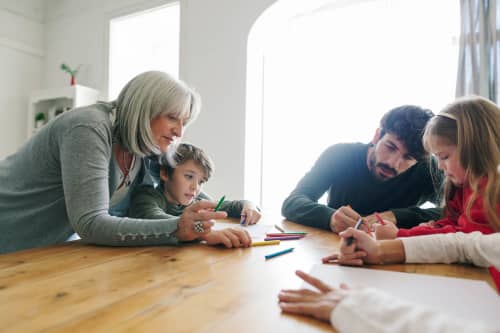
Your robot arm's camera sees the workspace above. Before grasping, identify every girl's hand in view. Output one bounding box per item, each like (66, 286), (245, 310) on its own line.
(374, 222), (399, 240)
(418, 220), (437, 228)
(322, 227), (382, 266)
(240, 201), (261, 226)
(175, 200), (227, 241)
(200, 228), (252, 248)
(278, 270), (352, 322)
(363, 211), (397, 229)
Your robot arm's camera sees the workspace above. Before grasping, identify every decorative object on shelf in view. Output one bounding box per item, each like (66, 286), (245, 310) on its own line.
(60, 63), (81, 86)
(35, 112), (46, 129)
(28, 85), (100, 138)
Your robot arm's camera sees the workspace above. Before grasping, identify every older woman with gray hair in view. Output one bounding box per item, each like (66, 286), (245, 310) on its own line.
(0, 71), (225, 254)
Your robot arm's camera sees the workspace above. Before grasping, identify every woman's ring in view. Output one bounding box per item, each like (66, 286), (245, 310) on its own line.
(193, 221), (204, 233)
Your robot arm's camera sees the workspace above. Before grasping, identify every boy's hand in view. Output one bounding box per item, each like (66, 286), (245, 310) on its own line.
(240, 201), (261, 226)
(200, 228), (252, 248)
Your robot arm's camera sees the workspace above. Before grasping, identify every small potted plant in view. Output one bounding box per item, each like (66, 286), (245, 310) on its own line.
(60, 63), (81, 86)
(35, 112), (46, 129)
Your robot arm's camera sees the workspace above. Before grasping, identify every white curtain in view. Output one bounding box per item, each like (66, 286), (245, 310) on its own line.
(456, 0), (499, 102)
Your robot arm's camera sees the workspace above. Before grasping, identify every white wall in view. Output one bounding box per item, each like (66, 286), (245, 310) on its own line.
(42, 0), (277, 200)
(0, 0), (44, 158)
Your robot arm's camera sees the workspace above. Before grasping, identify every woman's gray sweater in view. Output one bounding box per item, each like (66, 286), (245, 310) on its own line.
(0, 103), (179, 253)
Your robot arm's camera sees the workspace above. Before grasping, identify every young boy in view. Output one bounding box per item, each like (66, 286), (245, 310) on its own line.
(129, 143), (261, 247)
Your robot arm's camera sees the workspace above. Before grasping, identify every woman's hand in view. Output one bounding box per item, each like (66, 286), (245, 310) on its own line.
(240, 201), (262, 226)
(175, 200), (227, 241)
(200, 228), (252, 248)
(278, 270), (352, 322)
(322, 227), (382, 266)
(373, 222), (399, 240)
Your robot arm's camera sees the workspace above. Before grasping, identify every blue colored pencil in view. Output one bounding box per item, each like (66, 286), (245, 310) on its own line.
(265, 247), (294, 260)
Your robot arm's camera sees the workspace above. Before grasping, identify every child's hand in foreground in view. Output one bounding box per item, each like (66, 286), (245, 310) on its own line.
(240, 201), (261, 226)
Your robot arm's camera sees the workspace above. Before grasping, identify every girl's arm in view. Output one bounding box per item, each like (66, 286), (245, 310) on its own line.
(331, 229), (500, 269)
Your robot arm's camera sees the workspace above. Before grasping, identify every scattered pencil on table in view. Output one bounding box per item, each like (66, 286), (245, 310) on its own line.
(214, 195), (225, 212)
(264, 235), (302, 241)
(266, 232), (307, 237)
(346, 218), (364, 246)
(374, 212), (386, 225)
(265, 247), (294, 260)
(252, 240), (280, 247)
(274, 224), (285, 232)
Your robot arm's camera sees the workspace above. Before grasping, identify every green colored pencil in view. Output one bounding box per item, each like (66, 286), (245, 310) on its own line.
(214, 195), (225, 211)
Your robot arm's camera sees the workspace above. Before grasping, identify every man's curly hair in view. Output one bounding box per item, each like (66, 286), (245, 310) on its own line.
(379, 105), (434, 161)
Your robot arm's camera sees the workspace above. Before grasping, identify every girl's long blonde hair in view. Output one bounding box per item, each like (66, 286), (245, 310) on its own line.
(423, 96), (500, 230)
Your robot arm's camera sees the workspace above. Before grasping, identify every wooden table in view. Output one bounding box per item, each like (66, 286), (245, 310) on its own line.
(0, 219), (493, 333)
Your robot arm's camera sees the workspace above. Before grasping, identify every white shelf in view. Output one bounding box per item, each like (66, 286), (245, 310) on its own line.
(28, 85), (100, 138)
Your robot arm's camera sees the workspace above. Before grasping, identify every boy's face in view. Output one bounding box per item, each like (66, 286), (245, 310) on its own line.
(161, 160), (208, 206)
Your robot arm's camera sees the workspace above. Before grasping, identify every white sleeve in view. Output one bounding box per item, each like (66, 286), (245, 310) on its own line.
(330, 288), (499, 333)
(402, 232), (500, 269)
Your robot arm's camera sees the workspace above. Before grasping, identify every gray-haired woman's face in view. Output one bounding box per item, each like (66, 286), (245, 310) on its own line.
(150, 113), (188, 153)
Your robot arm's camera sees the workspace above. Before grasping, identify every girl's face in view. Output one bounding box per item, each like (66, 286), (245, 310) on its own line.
(428, 135), (466, 186)
(161, 160), (207, 206)
(150, 113), (188, 153)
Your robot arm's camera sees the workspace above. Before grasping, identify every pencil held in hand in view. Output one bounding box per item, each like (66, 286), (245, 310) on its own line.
(345, 218), (364, 246)
(214, 195), (225, 212)
(374, 212), (386, 225)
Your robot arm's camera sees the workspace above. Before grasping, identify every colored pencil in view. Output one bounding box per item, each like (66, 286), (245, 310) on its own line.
(265, 247), (294, 260)
(252, 240), (280, 247)
(346, 218), (363, 246)
(374, 212), (386, 225)
(266, 233), (306, 237)
(274, 224), (285, 232)
(264, 236), (302, 241)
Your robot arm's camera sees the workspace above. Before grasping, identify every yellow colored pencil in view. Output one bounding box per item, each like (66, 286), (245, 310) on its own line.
(252, 240), (281, 247)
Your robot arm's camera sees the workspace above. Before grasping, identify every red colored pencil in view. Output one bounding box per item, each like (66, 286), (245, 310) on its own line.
(374, 212), (386, 225)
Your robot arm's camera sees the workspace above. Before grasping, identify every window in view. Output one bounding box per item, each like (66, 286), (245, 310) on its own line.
(246, 0), (459, 218)
(108, 3), (180, 100)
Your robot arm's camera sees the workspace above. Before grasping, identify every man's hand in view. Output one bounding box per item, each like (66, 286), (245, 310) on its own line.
(330, 205), (362, 233)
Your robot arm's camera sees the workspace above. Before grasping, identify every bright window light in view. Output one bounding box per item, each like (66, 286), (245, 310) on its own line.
(108, 3), (180, 100)
(247, 0), (459, 218)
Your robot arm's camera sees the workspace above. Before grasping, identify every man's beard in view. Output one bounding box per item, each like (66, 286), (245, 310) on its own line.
(368, 153), (397, 182)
